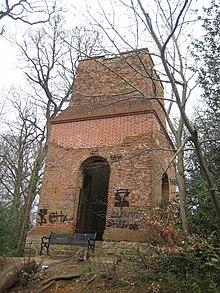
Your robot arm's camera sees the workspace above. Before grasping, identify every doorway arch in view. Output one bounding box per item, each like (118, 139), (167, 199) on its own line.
(161, 172), (169, 206)
(76, 156), (110, 240)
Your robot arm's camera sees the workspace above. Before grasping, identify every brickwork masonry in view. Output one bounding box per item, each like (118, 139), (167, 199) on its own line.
(29, 50), (176, 247)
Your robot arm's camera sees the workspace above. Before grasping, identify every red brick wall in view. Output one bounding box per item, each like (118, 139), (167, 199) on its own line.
(51, 113), (153, 149)
(71, 51), (163, 106)
(69, 50), (166, 128)
(31, 50), (176, 243)
(33, 112), (175, 242)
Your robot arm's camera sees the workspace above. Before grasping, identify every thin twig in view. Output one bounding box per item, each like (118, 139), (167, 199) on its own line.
(82, 274), (97, 289)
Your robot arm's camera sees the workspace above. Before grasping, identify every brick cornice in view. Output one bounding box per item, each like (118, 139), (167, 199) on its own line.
(51, 109), (175, 149)
(51, 109), (152, 124)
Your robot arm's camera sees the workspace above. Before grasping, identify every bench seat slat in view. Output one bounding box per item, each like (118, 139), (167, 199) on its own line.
(49, 241), (88, 246)
(40, 232), (97, 255)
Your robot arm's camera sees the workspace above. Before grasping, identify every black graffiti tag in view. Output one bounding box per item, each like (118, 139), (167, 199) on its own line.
(49, 210), (68, 223)
(107, 219), (138, 230)
(38, 208), (48, 225)
(38, 209), (69, 224)
(111, 210), (139, 218)
(115, 189), (130, 207)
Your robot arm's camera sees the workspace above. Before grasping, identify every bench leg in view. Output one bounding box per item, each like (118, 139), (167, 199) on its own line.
(40, 244), (49, 255)
(88, 239), (96, 252)
(88, 242), (95, 252)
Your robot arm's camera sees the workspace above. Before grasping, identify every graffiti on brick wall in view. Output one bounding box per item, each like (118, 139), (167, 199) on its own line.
(110, 154), (122, 162)
(114, 189), (130, 207)
(49, 211), (68, 223)
(38, 209), (69, 225)
(107, 219), (139, 230)
(107, 208), (140, 230)
(111, 210), (139, 219)
(90, 149), (99, 156)
(38, 208), (47, 224)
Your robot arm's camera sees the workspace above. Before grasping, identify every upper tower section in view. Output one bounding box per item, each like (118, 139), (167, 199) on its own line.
(52, 49), (165, 127)
(71, 49), (163, 106)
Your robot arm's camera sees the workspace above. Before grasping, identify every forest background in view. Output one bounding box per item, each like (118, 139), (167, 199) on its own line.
(0, 1), (219, 291)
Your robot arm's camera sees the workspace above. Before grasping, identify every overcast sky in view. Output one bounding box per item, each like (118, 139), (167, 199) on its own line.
(0, 0), (211, 111)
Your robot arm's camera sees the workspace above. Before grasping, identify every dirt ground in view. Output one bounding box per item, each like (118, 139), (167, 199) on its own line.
(1, 250), (158, 293)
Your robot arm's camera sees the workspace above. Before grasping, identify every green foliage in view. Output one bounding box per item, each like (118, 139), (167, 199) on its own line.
(193, 0), (220, 111)
(137, 238), (220, 293)
(192, 0), (220, 143)
(161, 256), (219, 292)
(186, 170), (220, 237)
(0, 204), (19, 256)
(81, 264), (94, 273)
(187, 0), (220, 237)
(185, 136), (220, 236)
(161, 237), (220, 292)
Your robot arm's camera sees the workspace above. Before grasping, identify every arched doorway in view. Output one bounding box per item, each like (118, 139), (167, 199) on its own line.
(161, 172), (169, 206)
(76, 156), (110, 240)
(160, 172), (170, 221)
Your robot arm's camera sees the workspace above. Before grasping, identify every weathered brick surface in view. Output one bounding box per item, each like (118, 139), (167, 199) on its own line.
(70, 51), (163, 106)
(51, 113), (153, 149)
(30, 49), (176, 244)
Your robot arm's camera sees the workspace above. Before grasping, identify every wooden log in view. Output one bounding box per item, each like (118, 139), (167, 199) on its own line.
(0, 260), (38, 292)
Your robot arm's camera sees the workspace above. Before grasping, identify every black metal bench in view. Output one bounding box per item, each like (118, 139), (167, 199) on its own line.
(40, 232), (97, 255)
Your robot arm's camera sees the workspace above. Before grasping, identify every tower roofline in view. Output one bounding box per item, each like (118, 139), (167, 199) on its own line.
(81, 47), (150, 62)
(78, 48), (163, 90)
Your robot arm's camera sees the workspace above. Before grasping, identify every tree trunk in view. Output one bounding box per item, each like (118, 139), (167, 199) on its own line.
(17, 146), (47, 255)
(177, 146), (189, 234)
(0, 260), (38, 292)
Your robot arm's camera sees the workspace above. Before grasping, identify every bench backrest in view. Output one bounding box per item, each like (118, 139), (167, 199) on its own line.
(49, 233), (96, 245)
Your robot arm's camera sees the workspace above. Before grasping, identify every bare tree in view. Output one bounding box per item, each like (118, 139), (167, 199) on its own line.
(3, 16), (102, 253)
(137, 0), (220, 220)
(0, 0), (56, 24)
(0, 98), (43, 254)
(79, 0), (191, 233)
(80, 0), (220, 230)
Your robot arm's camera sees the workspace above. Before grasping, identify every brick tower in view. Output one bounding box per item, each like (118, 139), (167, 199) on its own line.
(33, 49), (176, 243)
